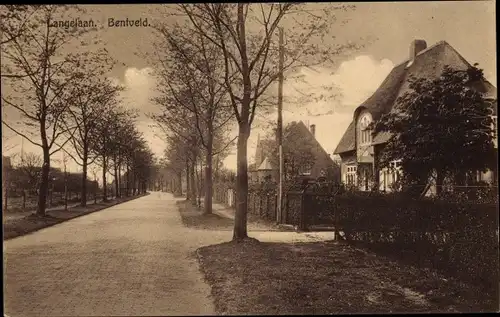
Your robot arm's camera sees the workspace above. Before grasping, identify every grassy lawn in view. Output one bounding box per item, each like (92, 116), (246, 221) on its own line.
(198, 240), (498, 314)
(3, 193), (150, 240)
(177, 200), (283, 232)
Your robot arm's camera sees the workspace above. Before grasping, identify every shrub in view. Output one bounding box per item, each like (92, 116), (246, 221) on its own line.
(333, 193), (499, 291)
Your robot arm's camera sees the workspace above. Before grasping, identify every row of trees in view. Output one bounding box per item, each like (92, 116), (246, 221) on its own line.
(1, 5), (156, 215)
(150, 3), (359, 240)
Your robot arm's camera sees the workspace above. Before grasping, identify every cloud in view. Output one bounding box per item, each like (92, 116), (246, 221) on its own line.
(111, 67), (165, 159)
(284, 55), (394, 115)
(119, 67), (157, 113)
(332, 55), (394, 109)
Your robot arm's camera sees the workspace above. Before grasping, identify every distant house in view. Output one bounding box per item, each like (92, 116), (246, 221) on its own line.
(334, 39), (497, 193)
(250, 121), (337, 183)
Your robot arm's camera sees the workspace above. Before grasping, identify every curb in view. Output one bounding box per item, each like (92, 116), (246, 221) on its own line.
(3, 193), (150, 241)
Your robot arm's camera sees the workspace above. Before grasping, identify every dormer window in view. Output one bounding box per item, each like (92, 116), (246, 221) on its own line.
(359, 113), (372, 145)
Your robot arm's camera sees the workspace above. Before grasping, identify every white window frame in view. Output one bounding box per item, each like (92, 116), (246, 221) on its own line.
(359, 115), (372, 145)
(299, 162), (312, 176)
(346, 165), (357, 186)
(382, 168), (387, 191)
(388, 160), (402, 184)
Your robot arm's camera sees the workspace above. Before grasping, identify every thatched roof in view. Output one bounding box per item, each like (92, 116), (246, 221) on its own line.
(333, 121), (356, 154)
(334, 40), (497, 155)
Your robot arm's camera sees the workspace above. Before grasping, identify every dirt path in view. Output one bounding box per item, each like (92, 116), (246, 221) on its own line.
(4, 192), (229, 316)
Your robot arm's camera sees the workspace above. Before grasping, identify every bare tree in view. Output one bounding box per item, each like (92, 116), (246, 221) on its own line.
(62, 74), (121, 207)
(150, 22), (236, 213)
(0, 5), (36, 79)
(176, 3), (360, 240)
(91, 106), (130, 202)
(1, 5), (99, 216)
(15, 152), (43, 194)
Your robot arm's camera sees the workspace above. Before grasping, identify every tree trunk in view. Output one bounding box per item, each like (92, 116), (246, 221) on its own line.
(186, 159), (191, 200)
(233, 126), (250, 240)
(126, 164), (130, 197)
(233, 4), (252, 241)
(37, 148), (50, 216)
(118, 163), (122, 197)
(204, 137), (213, 214)
(190, 155), (197, 206)
(178, 171), (183, 195)
(81, 151), (88, 207)
(131, 168), (136, 196)
(64, 169), (68, 211)
(196, 158), (202, 208)
(115, 167), (119, 198)
(102, 155), (108, 202)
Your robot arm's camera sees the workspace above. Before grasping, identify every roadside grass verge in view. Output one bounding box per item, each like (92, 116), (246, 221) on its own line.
(197, 240), (497, 315)
(176, 200), (282, 232)
(3, 193), (150, 240)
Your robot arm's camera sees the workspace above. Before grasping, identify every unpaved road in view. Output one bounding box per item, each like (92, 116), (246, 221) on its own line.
(3, 192), (229, 317)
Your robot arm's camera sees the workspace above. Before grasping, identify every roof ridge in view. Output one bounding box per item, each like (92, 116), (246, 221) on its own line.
(393, 40), (448, 68)
(297, 122), (334, 163)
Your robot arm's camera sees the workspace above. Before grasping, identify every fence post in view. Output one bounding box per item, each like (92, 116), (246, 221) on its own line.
(22, 190), (26, 211)
(275, 193), (278, 223)
(284, 193), (289, 224)
(259, 194), (263, 217)
(253, 193), (257, 215)
(266, 193), (270, 220)
(298, 190), (309, 232)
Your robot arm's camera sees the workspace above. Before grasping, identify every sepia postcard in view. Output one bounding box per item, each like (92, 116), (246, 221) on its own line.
(1, 2), (498, 316)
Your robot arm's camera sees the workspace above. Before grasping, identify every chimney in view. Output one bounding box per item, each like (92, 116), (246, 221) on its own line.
(310, 124), (316, 138)
(409, 39), (427, 61)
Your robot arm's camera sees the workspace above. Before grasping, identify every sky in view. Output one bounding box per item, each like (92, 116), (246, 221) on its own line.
(1, 1), (496, 178)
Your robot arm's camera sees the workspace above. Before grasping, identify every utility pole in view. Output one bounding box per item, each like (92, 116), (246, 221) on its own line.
(63, 152), (68, 211)
(21, 137), (26, 211)
(21, 137), (24, 163)
(277, 27), (284, 224)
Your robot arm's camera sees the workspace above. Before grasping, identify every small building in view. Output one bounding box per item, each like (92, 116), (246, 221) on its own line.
(250, 121), (337, 183)
(256, 157), (273, 182)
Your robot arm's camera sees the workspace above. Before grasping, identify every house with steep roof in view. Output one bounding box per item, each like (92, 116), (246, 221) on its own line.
(250, 121), (338, 183)
(333, 39), (497, 192)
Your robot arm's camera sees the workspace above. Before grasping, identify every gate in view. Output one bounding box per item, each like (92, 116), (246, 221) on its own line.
(282, 182), (342, 231)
